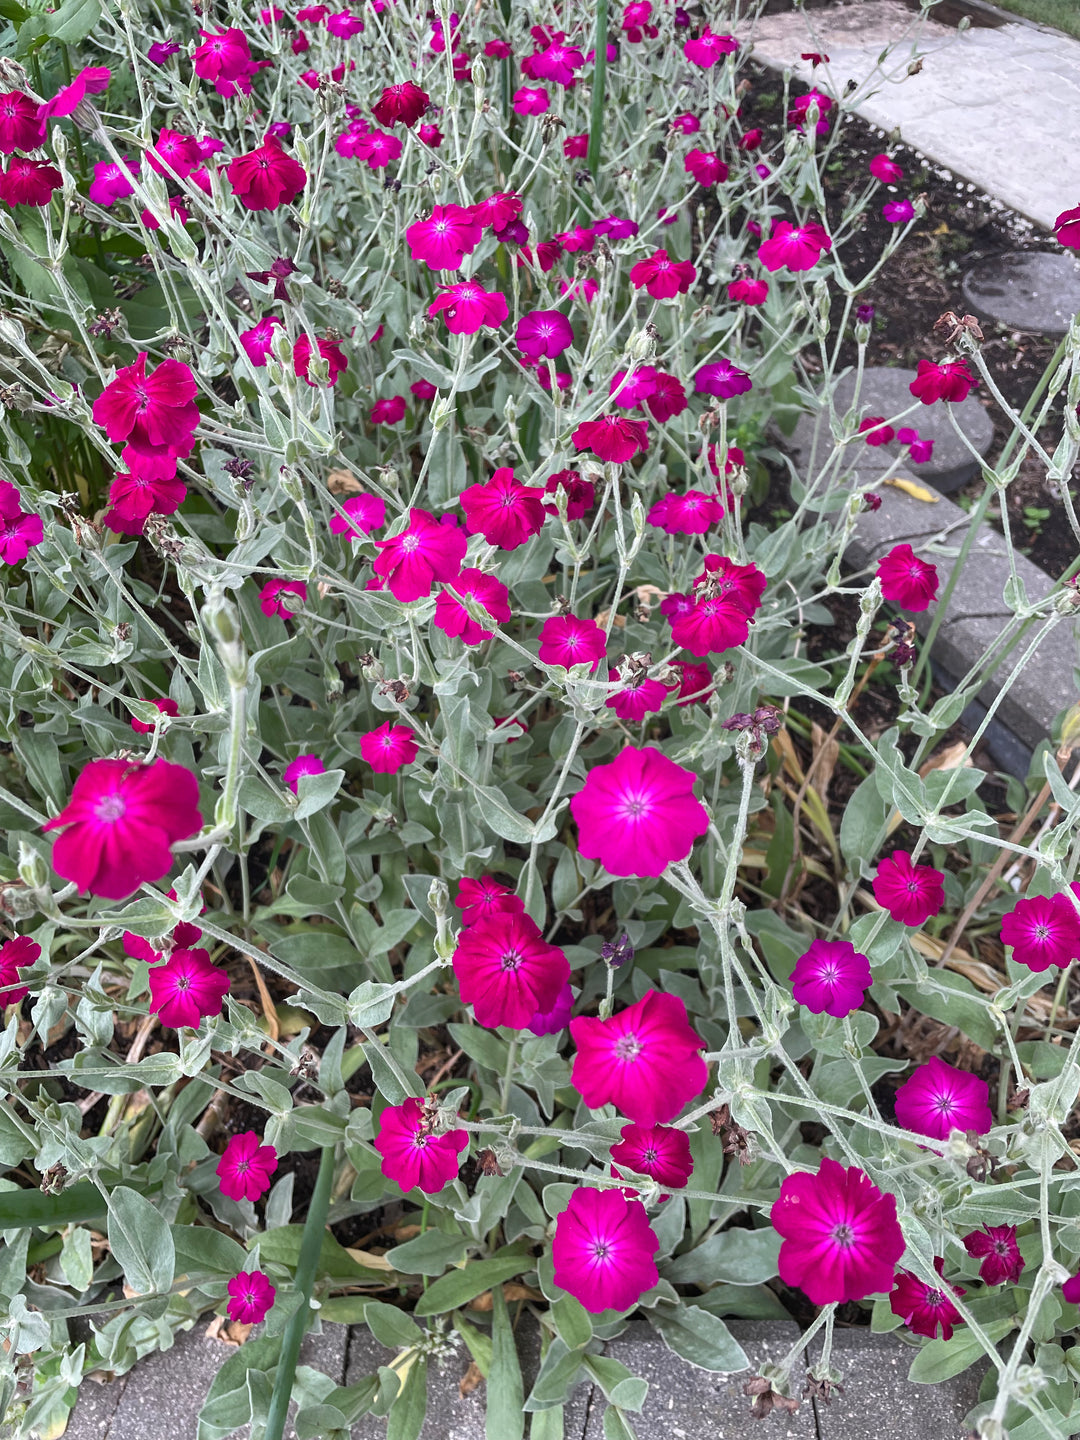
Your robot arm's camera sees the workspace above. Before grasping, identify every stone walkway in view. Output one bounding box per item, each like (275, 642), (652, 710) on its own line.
(741, 0), (1080, 231)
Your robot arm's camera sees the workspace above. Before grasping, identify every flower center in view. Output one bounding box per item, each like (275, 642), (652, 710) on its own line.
(925, 1287), (946, 1308)
(643, 1148), (658, 1163)
(830, 1222), (855, 1248)
(614, 1032), (642, 1062)
(401, 533), (421, 551)
(94, 794), (127, 823)
(591, 1240), (610, 1261)
(1035, 924), (1050, 940)
(175, 975), (191, 992)
(500, 948), (522, 972)
(236, 1158), (251, 1173)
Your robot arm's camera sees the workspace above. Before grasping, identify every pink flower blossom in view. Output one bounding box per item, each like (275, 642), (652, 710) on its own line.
(407, 203), (482, 271)
(685, 149), (728, 186)
(859, 416), (895, 446)
(0, 935), (39, 1006)
(104, 470), (187, 535)
(227, 140), (307, 211)
(434, 568), (511, 645)
(453, 910), (570, 1029)
(360, 722), (418, 773)
(670, 596), (751, 657)
(260, 579), (307, 619)
(149, 948), (230, 1029)
(790, 939), (871, 1018)
(148, 40), (182, 64)
(528, 981), (574, 1036)
(962, 1226), (1024, 1287)
(44, 758), (201, 900)
(516, 309), (574, 360)
(411, 378), (438, 401)
(372, 81), (429, 127)
(572, 747), (709, 879)
(647, 490), (723, 535)
(38, 65), (109, 125)
(375, 1097), (468, 1193)
(327, 9), (364, 36)
(629, 249), (696, 299)
(538, 614), (606, 670)
(370, 396), (406, 426)
(738, 127), (762, 150)
(330, 493), (386, 541)
(605, 669), (669, 723)
(642, 371), (687, 422)
(684, 28), (737, 68)
(910, 358), (976, 404)
(552, 1187), (659, 1313)
(373, 508), (467, 601)
(1064, 1272), (1080, 1304)
(787, 89), (833, 134)
(543, 471), (594, 519)
(1001, 892), (1080, 972)
(419, 122), (443, 148)
(88, 157), (140, 206)
(773, 1157), (904, 1305)
(610, 1123), (693, 1191)
(131, 698), (179, 734)
(428, 281), (508, 334)
(0, 482), (43, 564)
(294, 333), (348, 386)
(227, 1270), (276, 1323)
(572, 415), (649, 463)
(239, 318), (281, 368)
(672, 112), (700, 134)
(564, 132), (588, 159)
(694, 359), (752, 399)
(757, 221), (832, 273)
(876, 543), (939, 611)
(217, 1131), (278, 1201)
(728, 276), (768, 305)
(283, 754), (326, 793)
(890, 1259), (964, 1341)
(872, 851), (945, 926)
(883, 199), (915, 224)
(460, 468), (545, 550)
(455, 876), (523, 925)
(193, 28), (252, 84)
(529, 41), (583, 86)
(609, 367), (658, 410)
(894, 1055), (992, 1141)
(898, 427), (934, 463)
(471, 191), (522, 231)
(676, 661), (712, 706)
(0, 158), (61, 207)
(484, 38), (512, 59)
(0, 91), (42, 152)
(353, 129), (402, 168)
(1054, 206), (1080, 250)
(92, 352), (199, 473)
(870, 153), (903, 183)
(148, 128), (201, 179)
(571, 989), (707, 1124)
(513, 86), (550, 115)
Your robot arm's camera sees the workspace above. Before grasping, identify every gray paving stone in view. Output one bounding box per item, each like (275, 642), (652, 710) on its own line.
(790, 366), (995, 494)
(961, 251), (1080, 336)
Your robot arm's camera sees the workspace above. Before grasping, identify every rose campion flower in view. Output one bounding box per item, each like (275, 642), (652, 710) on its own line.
(434, 569), (511, 645)
(694, 359), (752, 399)
(571, 989), (708, 1124)
(538, 614), (607, 671)
(876, 543), (939, 611)
(411, 378), (438, 401)
(460, 468), (545, 550)
(891, 1260), (964, 1341)
(260, 579), (307, 619)
(0, 91), (42, 153)
(572, 416), (649, 464)
(528, 980), (574, 1036)
(610, 1123), (693, 1191)
(684, 28), (737, 68)
(217, 1131), (278, 1201)
(0, 935), (40, 1006)
(757, 221), (832, 273)
(963, 1225), (1024, 1287)
(869, 153), (903, 183)
(360, 721), (418, 773)
(370, 396), (406, 426)
(148, 40), (182, 64)
(38, 64), (109, 125)
(193, 28), (252, 84)
(894, 1055), (993, 1141)
(330, 493), (386, 541)
(859, 416), (895, 446)
(227, 139), (307, 211)
(910, 358), (976, 404)
(1054, 206), (1080, 250)
(428, 281), (508, 335)
(1000, 892), (1080, 972)
(684, 149), (728, 187)
(88, 157), (140, 206)
(605, 668), (669, 723)
(790, 939), (872, 1018)
(676, 660), (712, 706)
(148, 948), (230, 1028)
(898, 427), (934, 463)
(670, 595), (751, 657)
(407, 203), (482, 271)
(543, 471), (594, 519)
(371, 81), (429, 127)
(0, 157), (61, 207)
(772, 1157), (905, 1305)
(375, 1096), (468, 1193)
(872, 851), (945, 926)
(131, 697), (179, 734)
(0, 482), (43, 564)
(1064, 1272), (1080, 1305)
(453, 909), (570, 1029)
(104, 471), (187, 535)
(227, 1270), (276, 1324)
(728, 276), (768, 305)
(552, 1187), (659, 1313)
(455, 875), (524, 925)
(418, 122), (443, 147)
(572, 747), (708, 878)
(647, 490), (724, 536)
(787, 89), (833, 134)
(327, 9), (364, 37)
(147, 128), (201, 179)
(609, 367), (659, 411)
(353, 130), (402, 169)
(282, 754), (326, 794)
(516, 309), (574, 361)
(293, 333), (347, 387)
(564, 132), (588, 159)
(530, 40), (584, 87)
(629, 249), (696, 300)
(883, 199), (915, 224)
(470, 191), (522, 231)
(44, 758), (201, 900)
(513, 86), (550, 115)
(373, 508), (467, 602)
(672, 112), (700, 134)
(92, 351), (199, 472)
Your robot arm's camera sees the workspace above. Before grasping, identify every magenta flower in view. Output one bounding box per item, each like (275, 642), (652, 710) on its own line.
(872, 851), (945, 926)
(609, 368), (659, 410)
(88, 157), (139, 206)
(891, 1259), (964, 1341)
(227, 1270), (276, 1324)
(528, 981), (574, 1037)
(193, 28), (252, 84)
(684, 28), (737, 68)
(239, 317), (280, 368)
(670, 596), (751, 657)
(787, 89), (833, 134)
(513, 86), (550, 115)
(0, 482), (43, 564)
(44, 758), (201, 900)
(543, 470), (594, 519)
(327, 9), (364, 37)
(1064, 1272), (1080, 1304)
(1001, 892), (1080, 972)
(883, 199), (915, 224)
(516, 309), (574, 361)
(552, 1187), (659, 1313)
(354, 130), (403, 169)
(0, 91), (42, 153)
(104, 470), (186, 535)
(330, 493), (386, 541)
(283, 754), (326, 794)
(538, 614), (607, 670)
(910, 358), (976, 404)
(572, 416), (649, 464)
(644, 371), (688, 423)
(859, 416), (895, 447)
(453, 910), (569, 1029)
(370, 396), (406, 426)
(605, 669), (669, 723)
(460, 468), (545, 550)
(629, 249), (696, 300)
(227, 139), (307, 211)
(406, 203), (482, 271)
(372, 81), (429, 127)
(428, 281), (508, 335)
(0, 935), (39, 1006)
(375, 1097), (468, 1193)
(728, 276), (768, 305)
(757, 221), (832, 273)
(676, 661), (713, 706)
(294, 334), (348, 387)
(130, 697), (179, 735)
(38, 64), (109, 124)
(571, 990), (707, 1125)
(772, 1157), (905, 1305)
(894, 1055), (992, 1141)
(685, 149), (728, 187)
(1054, 206), (1080, 250)
(148, 40), (181, 64)
(962, 1226), (1024, 1287)
(471, 190), (522, 231)
(373, 508), (467, 602)
(869, 153), (903, 183)
(260, 579), (307, 619)
(572, 746), (708, 879)
(694, 359), (752, 399)
(876, 544), (939, 611)
(148, 128), (201, 180)
(359, 722), (418, 773)
(610, 1123), (693, 1191)
(647, 490), (723, 536)
(454, 876), (522, 925)
(217, 1130), (278, 1201)
(149, 948), (230, 1029)
(411, 379), (438, 401)
(434, 569), (511, 645)
(899, 427), (934, 464)
(92, 352), (199, 468)
(790, 939), (871, 1018)
(529, 41), (584, 87)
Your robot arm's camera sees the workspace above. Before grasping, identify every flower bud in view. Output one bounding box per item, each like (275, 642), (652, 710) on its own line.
(17, 842), (48, 891)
